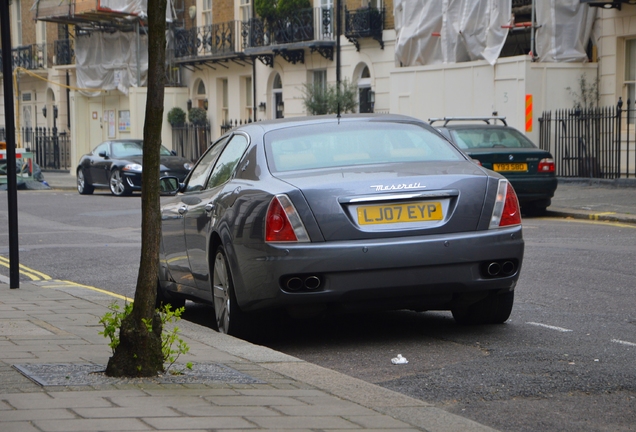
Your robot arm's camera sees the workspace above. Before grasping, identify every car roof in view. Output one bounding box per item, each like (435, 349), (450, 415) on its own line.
(236, 113), (428, 134)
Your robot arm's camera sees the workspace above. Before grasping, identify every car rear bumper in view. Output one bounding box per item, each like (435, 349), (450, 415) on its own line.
(231, 226), (524, 312)
(508, 175), (557, 202)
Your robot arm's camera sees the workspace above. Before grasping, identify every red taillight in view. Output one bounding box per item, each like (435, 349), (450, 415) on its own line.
(538, 158), (555, 173)
(265, 195), (310, 243)
(490, 180), (522, 228)
(500, 182), (522, 227)
(266, 197), (298, 242)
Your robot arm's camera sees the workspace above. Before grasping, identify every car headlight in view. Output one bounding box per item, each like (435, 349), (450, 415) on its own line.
(122, 163), (143, 172)
(184, 162), (193, 170)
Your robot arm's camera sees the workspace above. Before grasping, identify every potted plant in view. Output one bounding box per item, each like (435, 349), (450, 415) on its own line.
(188, 107), (209, 126)
(167, 107), (186, 127)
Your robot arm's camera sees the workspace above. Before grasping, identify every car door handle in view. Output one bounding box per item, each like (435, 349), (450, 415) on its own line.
(178, 205), (188, 215)
(205, 203), (215, 213)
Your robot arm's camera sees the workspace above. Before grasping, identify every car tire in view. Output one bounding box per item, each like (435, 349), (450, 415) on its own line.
(155, 278), (186, 310)
(109, 169), (132, 196)
(212, 246), (249, 336)
(451, 291), (514, 325)
(77, 169), (94, 195)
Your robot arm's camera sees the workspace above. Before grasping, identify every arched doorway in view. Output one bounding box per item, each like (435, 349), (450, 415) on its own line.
(357, 66), (373, 114)
(272, 73), (284, 119)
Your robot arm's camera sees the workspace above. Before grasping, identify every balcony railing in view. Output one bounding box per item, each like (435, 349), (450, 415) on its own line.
(54, 39), (75, 66)
(174, 20), (244, 60)
(0, 44), (48, 72)
(344, 7), (384, 50)
(245, 7), (334, 48)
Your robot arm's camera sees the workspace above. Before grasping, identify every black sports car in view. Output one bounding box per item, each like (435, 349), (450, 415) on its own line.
(76, 139), (193, 196)
(157, 114), (525, 336)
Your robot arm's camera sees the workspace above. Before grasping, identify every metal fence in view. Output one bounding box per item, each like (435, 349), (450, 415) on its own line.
(171, 123), (211, 162)
(539, 101), (635, 179)
(0, 127), (70, 171)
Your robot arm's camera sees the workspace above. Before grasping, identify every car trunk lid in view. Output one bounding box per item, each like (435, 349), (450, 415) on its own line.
(273, 161), (491, 241)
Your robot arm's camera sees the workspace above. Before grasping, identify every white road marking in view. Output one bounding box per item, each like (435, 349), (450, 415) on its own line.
(526, 322), (573, 332)
(611, 339), (636, 347)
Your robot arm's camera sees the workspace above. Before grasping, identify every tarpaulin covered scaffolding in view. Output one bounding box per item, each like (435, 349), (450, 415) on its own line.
(394, 0), (597, 66)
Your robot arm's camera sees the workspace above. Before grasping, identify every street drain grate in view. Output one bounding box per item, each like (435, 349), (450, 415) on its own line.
(13, 363), (263, 387)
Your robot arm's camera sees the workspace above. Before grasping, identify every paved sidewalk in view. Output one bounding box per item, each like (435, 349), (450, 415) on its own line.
(0, 282), (497, 432)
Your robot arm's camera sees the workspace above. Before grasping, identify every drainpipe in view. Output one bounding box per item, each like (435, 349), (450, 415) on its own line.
(252, 0), (257, 122)
(136, 20), (141, 86)
(530, 0), (536, 61)
(336, 0), (341, 116)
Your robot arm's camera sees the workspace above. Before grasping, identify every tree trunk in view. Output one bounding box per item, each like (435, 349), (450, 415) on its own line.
(106, 0), (168, 377)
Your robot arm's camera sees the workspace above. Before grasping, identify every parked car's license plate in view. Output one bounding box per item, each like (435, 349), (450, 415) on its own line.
(493, 163), (527, 172)
(357, 201), (443, 225)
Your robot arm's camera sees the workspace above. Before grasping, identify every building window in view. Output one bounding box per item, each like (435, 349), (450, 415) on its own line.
(626, 39), (636, 124)
(272, 73), (283, 119)
(221, 78), (229, 122)
(240, 0), (252, 22)
(358, 66), (373, 113)
(244, 76), (253, 120)
(13, 0), (23, 46)
(313, 70), (327, 91)
(202, 0), (212, 25)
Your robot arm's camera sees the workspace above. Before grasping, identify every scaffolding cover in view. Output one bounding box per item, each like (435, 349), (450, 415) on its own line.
(395, 0), (511, 66)
(75, 31), (148, 96)
(535, 0), (596, 62)
(99, 0), (146, 15)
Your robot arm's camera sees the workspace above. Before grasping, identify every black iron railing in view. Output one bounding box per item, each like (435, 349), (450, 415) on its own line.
(3, 127), (71, 170)
(245, 7), (333, 48)
(174, 21), (243, 59)
(220, 119), (255, 136)
(171, 123), (211, 162)
(0, 44), (48, 71)
(54, 39), (75, 65)
(538, 101), (636, 178)
(344, 7), (384, 50)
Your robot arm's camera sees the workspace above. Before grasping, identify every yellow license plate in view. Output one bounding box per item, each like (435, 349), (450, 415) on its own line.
(357, 201), (443, 225)
(493, 163), (527, 172)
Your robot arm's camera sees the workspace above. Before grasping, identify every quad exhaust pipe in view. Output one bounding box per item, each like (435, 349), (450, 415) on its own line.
(285, 275), (322, 291)
(484, 260), (517, 278)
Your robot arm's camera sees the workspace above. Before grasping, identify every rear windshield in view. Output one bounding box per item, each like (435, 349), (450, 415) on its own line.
(449, 127), (536, 150)
(265, 121), (464, 172)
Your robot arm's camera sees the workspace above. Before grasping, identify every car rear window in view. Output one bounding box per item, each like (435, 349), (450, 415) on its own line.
(449, 127), (536, 150)
(265, 121), (463, 172)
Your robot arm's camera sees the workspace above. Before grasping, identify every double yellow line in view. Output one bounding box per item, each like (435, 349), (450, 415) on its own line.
(0, 256), (51, 281)
(0, 256), (132, 301)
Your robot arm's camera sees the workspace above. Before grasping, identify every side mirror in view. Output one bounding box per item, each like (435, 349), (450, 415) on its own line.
(98, 151), (109, 158)
(160, 176), (181, 196)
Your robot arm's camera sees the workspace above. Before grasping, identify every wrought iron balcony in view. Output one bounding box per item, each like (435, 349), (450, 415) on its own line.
(0, 44), (48, 72)
(344, 7), (384, 51)
(54, 39), (75, 66)
(174, 21), (244, 62)
(245, 7), (333, 48)
(243, 7), (334, 64)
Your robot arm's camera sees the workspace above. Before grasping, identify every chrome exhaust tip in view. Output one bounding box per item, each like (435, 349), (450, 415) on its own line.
(304, 276), (321, 290)
(487, 262), (501, 276)
(286, 277), (303, 291)
(501, 261), (515, 275)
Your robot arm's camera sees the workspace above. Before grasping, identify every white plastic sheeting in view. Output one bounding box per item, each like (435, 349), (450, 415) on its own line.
(535, 0), (596, 62)
(395, 0), (511, 66)
(394, 0), (597, 66)
(75, 31), (148, 96)
(99, 0), (146, 16)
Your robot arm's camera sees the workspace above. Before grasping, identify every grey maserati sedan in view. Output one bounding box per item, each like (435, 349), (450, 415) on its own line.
(157, 114), (525, 336)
